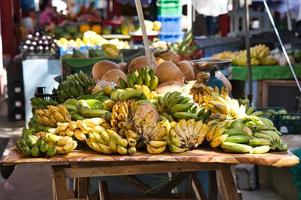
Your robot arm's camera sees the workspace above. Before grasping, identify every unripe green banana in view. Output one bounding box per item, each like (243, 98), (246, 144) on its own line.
(220, 142), (253, 153)
(168, 144), (188, 153)
(128, 146), (136, 155)
(31, 144), (40, 157)
(225, 135), (250, 144)
(249, 138), (271, 147)
(173, 112), (197, 120)
(170, 102), (194, 113)
(224, 129), (247, 136)
(117, 145), (128, 155)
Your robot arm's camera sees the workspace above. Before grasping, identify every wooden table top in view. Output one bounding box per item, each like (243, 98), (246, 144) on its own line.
(1, 148), (299, 168)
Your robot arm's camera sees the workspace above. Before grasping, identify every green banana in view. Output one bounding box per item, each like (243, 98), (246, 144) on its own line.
(170, 102), (194, 113)
(81, 110), (111, 120)
(249, 138), (271, 147)
(168, 144), (188, 153)
(31, 144), (40, 157)
(149, 76), (159, 90)
(70, 111), (85, 120)
(220, 142), (253, 153)
(246, 107), (256, 115)
(251, 111), (264, 116)
(253, 132), (274, 142)
(225, 135), (250, 144)
(119, 79), (127, 89)
(224, 129), (249, 136)
(173, 112), (197, 120)
(229, 120), (244, 130)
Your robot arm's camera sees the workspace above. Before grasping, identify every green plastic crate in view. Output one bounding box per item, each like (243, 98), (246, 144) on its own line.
(157, 0), (182, 16)
(274, 113), (301, 135)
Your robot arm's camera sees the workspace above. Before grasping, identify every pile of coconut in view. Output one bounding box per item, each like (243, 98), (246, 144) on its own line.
(91, 51), (199, 94)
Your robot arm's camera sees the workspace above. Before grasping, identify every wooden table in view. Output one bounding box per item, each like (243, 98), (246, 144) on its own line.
(1, 149), (299, 200)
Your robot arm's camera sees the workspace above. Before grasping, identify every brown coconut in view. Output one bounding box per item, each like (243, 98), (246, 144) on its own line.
(92, 60), (119, 80)
(155, 61), (185, 84)
(177, 61), (195, 81)
(157, 51), (180, 64)
(156, 81), (184, 94)
(128, 56), (162, 73)
(118, 62), (128, 73)
(101, 69), (127, 86)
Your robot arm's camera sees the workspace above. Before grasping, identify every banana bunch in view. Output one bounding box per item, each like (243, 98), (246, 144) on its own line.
(35, 105), (71, 127)
(16, 128), (57, 157)
(121, 68), (159, 91)
(63, 98), (114, 121)
(204, 93), (248, 120)
(140, 120), (170, 154)
(206, 118), (287, 154)
(167, 119), (209, 153)
(31, 97), (58, 111)
(134, 85), (157, 100)
(56, 71), (95, 103)
(110, 88), (146, 102)
(43, 132), (77, 154)
(86, 129), (134, 155)
(53, 118), (108, 142)
(156, 91), (201, 121)
(190, 82), (213, 105)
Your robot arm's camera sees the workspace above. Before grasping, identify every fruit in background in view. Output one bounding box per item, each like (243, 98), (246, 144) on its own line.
(102, 26), (112, 35)
(72, 49), (87, 58)
(101, 43), (120, 58)
(101, 69), (127, 87)
(153, 21), (161, 31)
(91, 25), (102, 34)
(79, 24), (90, 33)
(88, 49), (104, 58)
(155, 61), (185, 84)
(65, 24), (78, 34)
(92, 60), (120, 81)
(177, 61), (195, 81)
(157, 51), (180, 64)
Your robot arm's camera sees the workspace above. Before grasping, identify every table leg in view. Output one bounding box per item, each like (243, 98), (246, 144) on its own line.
(208, 171), (217, 200)
(75, 177), (90, 198)
(52, 167), (75, 200)
(216, 165), (239, 200)
(191, 172), (207, 200)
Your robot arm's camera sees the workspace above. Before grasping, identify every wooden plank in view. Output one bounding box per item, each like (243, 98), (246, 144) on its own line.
(52, 167), (75, 200)
(216, 165), (239, 200)
(2, 149), (299, 168)
(191, 173), (207, 200)
(63, 163), (217, 178)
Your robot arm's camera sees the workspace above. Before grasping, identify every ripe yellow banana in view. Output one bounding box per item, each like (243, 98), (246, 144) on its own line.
(127, 138), (137, 147)
(149, 140), (167, 148)
(98, 143), (113, 154)
(147, 145), (166, 154)
(57, 136), (73, 146)
(117, 145), (128, 155)
(128, 146), (136, 155)
(63, 141), (77, 152)
(210, 134), (229, 148)
(74, 129), (87, 141)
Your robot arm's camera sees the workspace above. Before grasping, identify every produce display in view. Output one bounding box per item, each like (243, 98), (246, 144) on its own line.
(16, 52), (288, 158)
(212, 44), (278, 66)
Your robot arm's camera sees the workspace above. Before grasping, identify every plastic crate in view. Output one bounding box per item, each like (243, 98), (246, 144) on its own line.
(255, 107), (287, 121)
(157, 0), (182, 16)
(274, 113), (301, 134)
(159, 32), (183, 42)
(158, 16), (182, 33)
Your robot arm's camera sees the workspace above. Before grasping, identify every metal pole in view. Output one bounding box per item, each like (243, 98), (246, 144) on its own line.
(263, 0), (301, 93)
(134, 0), (156, 69)
(244, 0), (253, 104)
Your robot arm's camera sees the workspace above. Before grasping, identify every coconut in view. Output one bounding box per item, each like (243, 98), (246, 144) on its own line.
(127, 56), (162, 72)
(156, 81), (184, 94)
(101, 69), (127, 86)
(157, 51), (180, 64)
(155, 61), (185, 84)
(177, 61), (195, 81)
(92, 60), (119, 80)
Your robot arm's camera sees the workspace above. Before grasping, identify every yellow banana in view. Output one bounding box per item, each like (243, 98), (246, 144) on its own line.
(206, 124), (217, 141)
(74, 130), (87, 141)
(127, 138), (137, 147)
(147, 145), (166, 154)
(210, 134), (229, 148)
(53, 111), (65, 122)
(55, 146), (66, 154)
(98, 143), (113, 154)
(128, 146), (136, 155)
(57, 136), (73, 146)
(100, 130), (111, 144)
(65, 128), (74, 137)
(149, 140), (167, 148)
(63, 141), (77, 152)
(117, 145), (128, 155)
